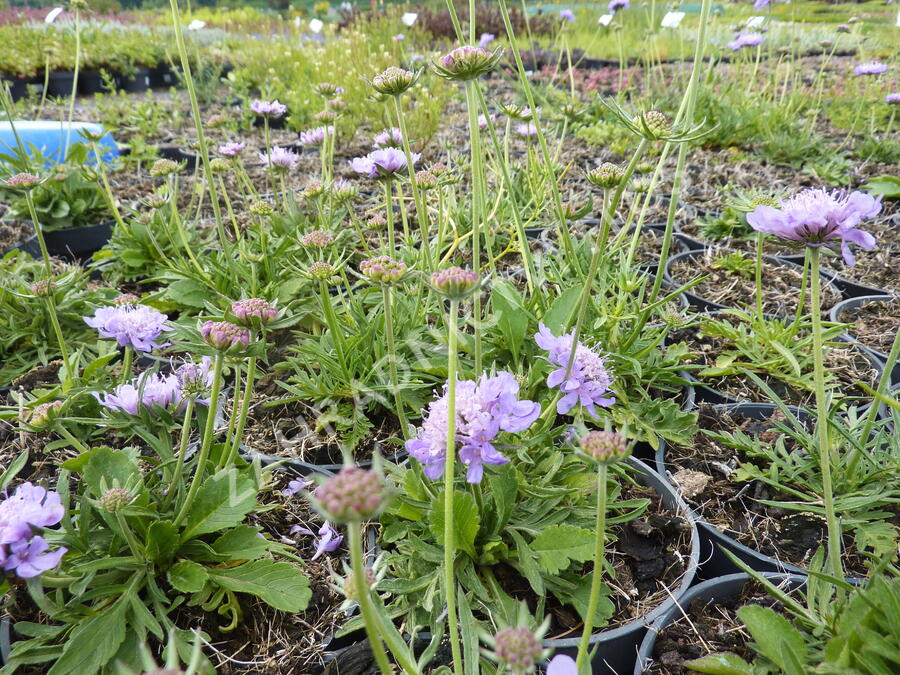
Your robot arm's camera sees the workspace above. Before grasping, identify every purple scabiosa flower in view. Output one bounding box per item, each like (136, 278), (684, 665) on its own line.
(372, 127), (404, 149)
(393, 33), (405, 41)
(218, 142), (245, 157)
(494, 626), (542, 672)
(232, 298), (278, 325)
(260, 146), (299, 171)
(95, 372), (183, 415)
(836, 24), (850, 33)
(316, 466), (385, 522)
(250, 99), (287, 118)
(330, 178), (358, 201)
(746, 188), (881, 266)
(2, 536), (66, 578)
(84, 304), (170, 353)
(886, 92), (900, 105)
(175, 356), (214, 403)
(534, 323), (616, 418)
(478, 113), (496, 129)
(608, 0), (630, 12)
(478, 33), (495, 48)
(299, 126), (334, 147)
(349, 147), (419, 179)
(360, 256), (408, 284)
(282, 477), (313, 496)
(753, 0), (771, 8)
(559, 9), (575, 22)
(434, 46), (501, 80)
(514, 122), (539, 138)
(728, 33), (765, 50)
(312, 522), (342, 560)
(406, 371), (540, 483)
(4, 172), (43, 191)
(853, 61), (888, 76)
(547, 655), (578, 675)
(201, 320), (250, 351)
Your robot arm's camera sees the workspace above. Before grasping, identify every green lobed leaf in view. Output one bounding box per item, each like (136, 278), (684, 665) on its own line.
(208, 559), (311, 612)
(428, 490), (480, 558)
(46, 600), (127, 675)
(530, 525), (595, 575)
(80, 446), (141, 497)
(682, 652), (756, 675)
(168, 560), (209, 593)
(211, 525), (271, 561)
(146, 521), (179, 566)
(736, 604), (807, 671)
(179, 468), (257, 543)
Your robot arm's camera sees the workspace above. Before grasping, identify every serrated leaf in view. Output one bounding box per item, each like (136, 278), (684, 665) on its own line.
(683, 652), (755, 674)
(81, 446), (140, 497)
(180, 469), (257, 543)
(146, 521), (178, 566)
(429, 490), (480, 558)
(46, 600), (126, 675)
(737, 605), (806, 671)
(530, 525), (594, 575)
(208, 559), (311, 612)
(211, 525), (270, 561)
(168, 560), (209, 593)
(165, 279), (209, 308)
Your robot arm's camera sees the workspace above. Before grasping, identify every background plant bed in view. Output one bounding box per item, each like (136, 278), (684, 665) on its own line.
(669, 318), (880, 408)
(635, 573), (806, 674)
(666, 250), (841, 316)
(830, 295), (900, 385)
(655, 403), (875, 578)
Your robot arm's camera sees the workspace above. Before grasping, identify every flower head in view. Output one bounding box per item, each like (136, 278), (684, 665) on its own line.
(24, 400), (63, 429)
(534, 323), (616, 418)
(330, 179), (358, 201)
(746, 188), (881, 265)
(282, 476), (312, 496)
(360, 256), (408, 284)
(853, 61), (887, 76)
(232, 298), (278, 325)
(250, 99), (287, 118)
(314, 82), (344, 97)
(886, 92), (900, 105)
(3, 172), (42, 191)
(608, 0), (630, 12)
(559, 9), (575, 22)
(836, 24), (850, 33)
(727, 33), (765, 51)
(478, 33), (495, 48)
(300, 230), (335, 248)
(201, 320), (250, 351)
(114, 293), (139, 306)
(98, 487), (133, 512)
(430, 266), (479, 299)
(84, 304), (170, 353)
(633, 110), (672, 140)
(373, 127), (403, 149)
(307, 261), (337, 281)
(372, 66), (418, 96)
(546, 655), (578, 675)
(494, 626), (542, 672)
(150, 159), (181, 177)
(434, 46), (502, 81)
(349, 148), (419, 179)
(580, 430), (630, 463)
(316, 466), (385, 522)
(260, 146), (299, 171)
(406, 371), (540, 483)
(586, 162), (624, 188)
(514, 122), (539, 138)
(299, 126), (334, 147)
(478, 113), (496, 129)
(94, 371), (182, 415)
(175, 355), (214, 401)
(218, 142), (245, 157)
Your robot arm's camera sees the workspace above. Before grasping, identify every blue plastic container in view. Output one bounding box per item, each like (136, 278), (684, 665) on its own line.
(0, 121), (118, 166)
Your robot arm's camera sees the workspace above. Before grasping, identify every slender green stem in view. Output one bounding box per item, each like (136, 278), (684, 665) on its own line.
(384, 180), (396, 253)
(168, 398), (195, 509)
(809, 248), (842, 583)
(115, 511), (144, 561)
(382, 286), (410, 437)
(576, 463), (608, 671)
(319, 280), (347, 371)
(54, 425), (88, 453)
(226, 355), (256, 468)
(120, 346), (133, 385)
(443, 299), (463, 675)
(173, 353), (224, 528)
(348, 521), (393, 675)
(754, 233), (764, 319)
(465, 81), (485, 375)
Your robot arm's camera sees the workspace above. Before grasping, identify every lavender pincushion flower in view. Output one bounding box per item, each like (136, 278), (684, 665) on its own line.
(0, 483), (67, 579)
(886, 92), (900, 105)
(746, 188), (881, 265)
(299, 126), (334, 147)
(608, 0), (630, 12)
(95, 372), (183, 415)
(372, 127), (403, 149)
(218, 142), (245, 157)
(559, 9), (575, 22)
(405, 371), (540, 483)
(260, 146), (299, 171)
(250, 99), (287, 118)
(534, 323), (616, 418)
(853, 61), (887, 76)
(349, 147), (419, 179)
(478, 33), (495, 48)
(728, 33), (764, 50)
(84, 304), (170, 353)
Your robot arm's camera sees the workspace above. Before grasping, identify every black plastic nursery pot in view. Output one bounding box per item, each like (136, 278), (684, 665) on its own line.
(664, 250), (842, 316)
(45, 71), (76, 98)
(241, 441), (408, 478)
(1, 76), (33, 102)
(777, 253), (890, 300)
(148, 64), (178, 88)
(77, 70), (114, 95)
(655, 403), (811, 579)
(253, 114), (287, 130)
(116, 68), (151, 93)
(156, 145), (200, 171)
(20, 221), (114, 264)
(829, 295), (900, 387)
(633, 572), (807, 674)
(540, 456), (700, 675)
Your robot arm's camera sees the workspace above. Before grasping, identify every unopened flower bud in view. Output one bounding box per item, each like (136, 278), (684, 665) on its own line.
(31, 279), (54, 296)
(317, 466), (385, 522)
(586, 162), (624, 189)
(232, 298), (277, 325)
(494, 626), (542, 672)
(314, 110), (337, 123)
(99, 487), (133, 512)
(434, 46), (502, 81)
(249, 200), (275, 217)
(330, 179), (358, 201)
(301, 181), (326, 199)
(208, 158), (230, 173)
(206, 113), (229, 128)
(25, 400), (63, 429)
(315, 82), (343, 97)
(372, 66), (418, 96)
(360, 256), (408, 284)
(327, 98), (347, 111)
(114, 293), (140, 305)
(150, 159), (181, 177)
(201, 320), (250, 351)
(580, 430), (630, 463)
(343, 567), (377, 600)
(430, 266), (479, 299)
(300, 230), (334, 248)
(4, 172), (42, 191)
(415, 170), (438, 190)
(634, 110), (671, 139)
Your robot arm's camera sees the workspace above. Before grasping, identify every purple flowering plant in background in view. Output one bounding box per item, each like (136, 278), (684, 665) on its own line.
(608, 0), (630, 13)
(299, 126), (334, 147)
(372, 127), (403, 149)
(853, 61), (887, 76)
(260, 146), (299, 171)
(559, 9), (575, 22)
(84, 304), (170, 353)
(535, 323), (616, 417)
(218, 141), (245, 157)
(349, 147), (419, 179)
(406, 371), (540, 483)
(727, 33), (764, 51)
(250, 99), (287, 118)
(0, 483), (67, 579)
(747, 188), (881, 265)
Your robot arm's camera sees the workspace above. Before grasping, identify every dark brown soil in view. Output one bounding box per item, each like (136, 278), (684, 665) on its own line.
(836, 297), (899, 355)
(0, 219), (32, 252)
(648, 580), (799, 673)
(663, 405), (872, 575)
(669, 250), (841, 316)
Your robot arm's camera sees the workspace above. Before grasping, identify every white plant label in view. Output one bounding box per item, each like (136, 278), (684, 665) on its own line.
(746, 15), (765, 28)
(309, 18), (324, 34)
(402, 12), (418, 27)
(661, 11), (685, 28)
(598, 14), (613, 26)
(45, 7), (64, 24)
(187, 19), (206, 31)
